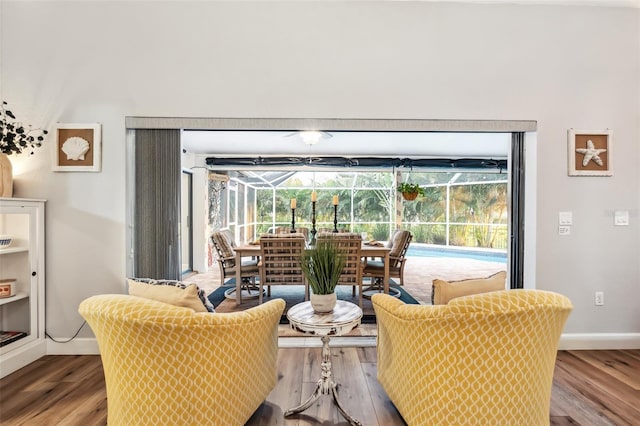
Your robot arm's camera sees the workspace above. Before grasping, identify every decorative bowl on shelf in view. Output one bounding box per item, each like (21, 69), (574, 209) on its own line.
(0, 279), (16, 298)
(0, 235), (13, 249)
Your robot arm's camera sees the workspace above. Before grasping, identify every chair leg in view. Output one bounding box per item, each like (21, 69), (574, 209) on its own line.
(362, 276), (401, 299)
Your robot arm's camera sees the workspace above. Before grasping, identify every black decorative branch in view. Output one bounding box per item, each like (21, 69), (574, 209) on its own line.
(0, 101), (48, 155)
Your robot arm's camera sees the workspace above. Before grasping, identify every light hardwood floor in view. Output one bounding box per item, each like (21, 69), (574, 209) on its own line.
(1, 349), (638, 425)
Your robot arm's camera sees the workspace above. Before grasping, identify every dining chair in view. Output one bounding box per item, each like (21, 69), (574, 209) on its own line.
(316, 232), (364, 307)
(362, 229), (412, 298)
(211, 229), (261, 300)
(258, 233), (307, 304)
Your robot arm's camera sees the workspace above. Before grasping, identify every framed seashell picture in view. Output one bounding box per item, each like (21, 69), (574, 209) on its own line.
(52, 123), (101, 172)
(567, 129), (612, 177)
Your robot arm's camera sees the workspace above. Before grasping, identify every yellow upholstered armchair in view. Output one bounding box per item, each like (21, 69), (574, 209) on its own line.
(372, 290), (572, 426)
(79, 294), (285, 426)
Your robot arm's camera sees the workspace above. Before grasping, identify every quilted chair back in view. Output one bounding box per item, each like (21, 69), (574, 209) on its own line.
(211, 229), (237, 269)
(387, 229), (412, 268)
(372, 290), (572, 426)
(79, 294), (285, 426)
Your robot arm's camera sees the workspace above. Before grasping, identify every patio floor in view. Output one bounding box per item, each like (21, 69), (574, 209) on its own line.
(189, 255), (506, 304)
(186, 255), (506, 337)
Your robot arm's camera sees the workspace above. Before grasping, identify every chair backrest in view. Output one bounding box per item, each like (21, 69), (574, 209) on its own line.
(274, 226), (309, 240)
(388, 229), (412, 267)
(211, 229), (237, 270)
(316, 232), (362, 286)
(317, 227), (350, 233)
(79, 294), (285, 426)
(259, 233), (306, 285)
(372, 289), (573, 426)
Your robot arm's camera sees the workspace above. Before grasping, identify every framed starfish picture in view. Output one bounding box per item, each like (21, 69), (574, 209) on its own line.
(568, 129), (612, 176)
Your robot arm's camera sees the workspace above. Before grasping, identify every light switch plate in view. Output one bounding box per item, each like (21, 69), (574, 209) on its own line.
(559, 211), (573, 226)
(614, 210), (629, 226)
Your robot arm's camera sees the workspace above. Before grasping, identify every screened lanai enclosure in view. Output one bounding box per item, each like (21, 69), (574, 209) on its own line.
(130, 124), (530, 287)
(208, 169), (509, 253)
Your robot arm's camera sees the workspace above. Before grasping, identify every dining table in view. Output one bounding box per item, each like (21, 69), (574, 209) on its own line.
(233, 242), (391, 305)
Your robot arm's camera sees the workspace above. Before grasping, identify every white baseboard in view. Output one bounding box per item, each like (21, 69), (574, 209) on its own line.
(559, 333), (640, 350)
(43, 336), (378, 353)
(42, 333), (639, 355)
(0, 341), (46, 379)
(46, 337), (100, 355)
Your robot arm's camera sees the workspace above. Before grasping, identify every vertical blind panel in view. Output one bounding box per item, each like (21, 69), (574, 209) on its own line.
(134, 129), (181, 280)
(510, 132), (525, 289)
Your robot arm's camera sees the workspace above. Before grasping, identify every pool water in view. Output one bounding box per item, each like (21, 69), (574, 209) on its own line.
(406, 245), (507, 263)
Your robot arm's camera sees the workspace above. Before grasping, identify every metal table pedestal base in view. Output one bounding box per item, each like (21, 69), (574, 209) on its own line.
(284, 335), (362, 426)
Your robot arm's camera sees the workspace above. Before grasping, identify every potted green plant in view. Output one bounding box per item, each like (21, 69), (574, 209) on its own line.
(300, 239), (346, 313)
(397, 182), (425, 201)
(0, 101), (48, 197)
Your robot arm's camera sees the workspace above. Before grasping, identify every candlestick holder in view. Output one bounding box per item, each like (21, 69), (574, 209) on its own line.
(333, 204), (338, 233)
(310, 201), (317, 245)
(291, 208), (296, 233)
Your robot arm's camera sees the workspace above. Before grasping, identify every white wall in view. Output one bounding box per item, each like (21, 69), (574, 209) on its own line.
(2, 2), (638, 346)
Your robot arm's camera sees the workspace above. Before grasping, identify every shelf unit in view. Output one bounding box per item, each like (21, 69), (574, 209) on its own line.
(0, 198), (46, 378)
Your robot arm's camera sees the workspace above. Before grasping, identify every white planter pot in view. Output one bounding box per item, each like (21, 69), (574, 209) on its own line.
(310, 292), (337, 313)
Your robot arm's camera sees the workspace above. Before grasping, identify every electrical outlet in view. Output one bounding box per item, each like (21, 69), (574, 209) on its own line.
(595, 291), (604, 306)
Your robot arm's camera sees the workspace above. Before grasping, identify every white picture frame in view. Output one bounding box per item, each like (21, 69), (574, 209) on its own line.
(52, 123), (102, 172)
(567, 129), (612, 177)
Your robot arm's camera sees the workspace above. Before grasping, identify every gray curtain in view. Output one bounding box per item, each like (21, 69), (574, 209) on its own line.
(133, 129), (181, 280)
(510, 132), (525, 289)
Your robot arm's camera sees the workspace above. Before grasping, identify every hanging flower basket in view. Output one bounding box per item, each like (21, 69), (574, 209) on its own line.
(397, 182), (424, 201)
(402, 191), (419, 201)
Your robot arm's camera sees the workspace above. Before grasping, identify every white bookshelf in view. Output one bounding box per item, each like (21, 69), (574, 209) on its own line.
(0, 198), (46, 378)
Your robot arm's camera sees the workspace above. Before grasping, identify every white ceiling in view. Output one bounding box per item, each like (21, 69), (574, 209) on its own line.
(182, 130), (511, 158)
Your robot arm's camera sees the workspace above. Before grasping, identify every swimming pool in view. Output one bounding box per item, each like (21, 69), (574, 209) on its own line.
(406, 245), (507, 263)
